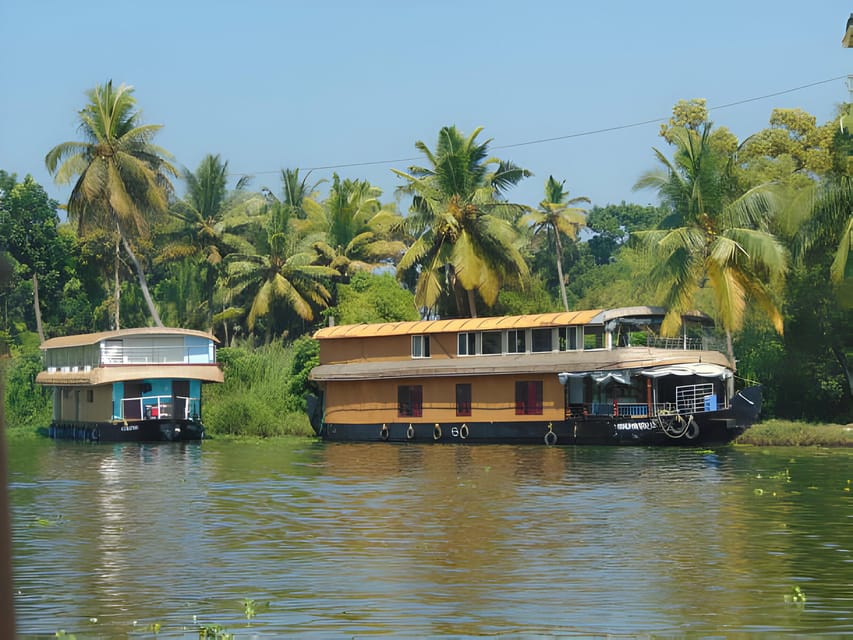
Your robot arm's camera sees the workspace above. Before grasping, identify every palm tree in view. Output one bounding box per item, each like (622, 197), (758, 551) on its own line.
(393, 126), (530, 317)
(524, 176), (589, 311)
(45, 80), (176, 328)
(797, 175), (852, 285)
(159, 154), (261, 329)
(633, 124), (788, 358)
(309, 174), (405, 280)
(223, 210), (337, 341)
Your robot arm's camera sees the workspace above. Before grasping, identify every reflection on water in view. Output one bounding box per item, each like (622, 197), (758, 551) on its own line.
(8, 439), (853, 637)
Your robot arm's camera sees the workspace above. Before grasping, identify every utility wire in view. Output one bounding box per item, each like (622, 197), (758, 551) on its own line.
(233, 75), (848, 178)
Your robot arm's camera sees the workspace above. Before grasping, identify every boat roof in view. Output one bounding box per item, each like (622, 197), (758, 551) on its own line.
(310, 347), (732, 381)
(313, 306), (713, 340)
(40, 327), (220, 350)
(36, 364), (224, 386)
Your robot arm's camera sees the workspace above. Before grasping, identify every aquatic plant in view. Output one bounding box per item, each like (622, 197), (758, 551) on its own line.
(198, 623), (233, 639)
(784, 585), (807, 604)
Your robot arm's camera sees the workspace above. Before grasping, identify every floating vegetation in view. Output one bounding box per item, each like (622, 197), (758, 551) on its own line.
(784, 585), (807, 604)
(31, 515), (65, 528)
(198, 624), (233, 639)
(54, 631), (76, 639)
(241, 597), (270, 621)
(242, 598), (256, 620)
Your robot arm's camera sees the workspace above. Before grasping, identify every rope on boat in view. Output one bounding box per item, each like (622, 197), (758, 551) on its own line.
(658, 414), (700, 440)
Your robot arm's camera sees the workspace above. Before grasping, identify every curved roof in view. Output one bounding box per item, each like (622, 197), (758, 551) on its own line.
(41, 327), (219, 350)
(36, 364), (224, 386)
(310, 347), (732, 381)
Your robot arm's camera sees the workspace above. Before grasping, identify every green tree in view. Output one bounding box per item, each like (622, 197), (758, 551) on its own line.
(0, 177), (63, 341)
(585, 202), (667, 265)
(159, 154), (261, 329)
(223, 206), (337, 342)
(45, 80), (177, 328)
(309, 174), (405, 281)
(330, 271), (418, 325)
(634, 121), (788, 356)
(523, 176), (588, 310)
(394, 126), (530, 317)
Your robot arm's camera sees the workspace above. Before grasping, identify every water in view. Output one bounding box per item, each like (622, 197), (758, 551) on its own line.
(8, 439), (853, 638)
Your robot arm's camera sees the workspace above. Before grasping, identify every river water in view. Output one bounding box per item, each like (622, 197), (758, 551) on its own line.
(7, 439), (853, 638)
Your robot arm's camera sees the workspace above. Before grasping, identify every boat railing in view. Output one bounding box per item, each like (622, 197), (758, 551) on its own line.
(119, 395), (200, 421)
(566, 394), (727, 420)
(645, 335), (727, 352)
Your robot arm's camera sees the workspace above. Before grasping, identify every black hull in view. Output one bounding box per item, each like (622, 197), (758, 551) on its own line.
(319, 416), (743, 446)
(316, 384), (762, 446)
(49, 419), (204, 443)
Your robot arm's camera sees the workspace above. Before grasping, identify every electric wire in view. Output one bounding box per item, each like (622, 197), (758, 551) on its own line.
(231, 74), (849, 179)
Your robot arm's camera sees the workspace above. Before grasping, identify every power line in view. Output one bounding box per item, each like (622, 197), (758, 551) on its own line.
(232, 74), (848, 178)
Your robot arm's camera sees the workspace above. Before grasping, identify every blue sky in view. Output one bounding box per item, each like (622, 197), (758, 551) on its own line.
(1, 1), (851, 213)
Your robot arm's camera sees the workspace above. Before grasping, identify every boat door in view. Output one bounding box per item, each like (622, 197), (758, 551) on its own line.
(172, 380), (190, 419)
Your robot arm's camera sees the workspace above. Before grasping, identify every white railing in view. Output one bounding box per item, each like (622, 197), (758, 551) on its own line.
(119, 395), (200, 421)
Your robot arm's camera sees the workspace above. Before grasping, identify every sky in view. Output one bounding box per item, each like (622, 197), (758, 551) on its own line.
(1, 1), (851, 213)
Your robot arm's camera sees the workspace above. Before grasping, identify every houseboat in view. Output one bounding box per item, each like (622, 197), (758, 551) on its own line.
(308, 307), (762, 446)
(36, 327), (224, 442)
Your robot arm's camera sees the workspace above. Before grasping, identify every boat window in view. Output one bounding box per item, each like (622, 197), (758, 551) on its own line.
(398, 385), (423, 417)
(515, 381), (543, 415)
(411, 335), (430, 358)
(456, 383), (472, 416)
(558, 326), (579, 351)
(583, 326), (605, 350)
(481, 331), (502, 355)
(86, 390), (94, 403)
(531, 328), (553, 352)
(457, 332), (476, 356)
(507, 329), (526, 354)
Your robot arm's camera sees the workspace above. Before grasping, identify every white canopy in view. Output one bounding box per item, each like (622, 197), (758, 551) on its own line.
(558, 363), (731, 385)
(639, 363), (732, 379)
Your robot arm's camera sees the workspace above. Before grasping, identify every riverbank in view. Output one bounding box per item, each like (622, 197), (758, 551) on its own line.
(5, 419), (852, 447)
(733, 419), (853, 447)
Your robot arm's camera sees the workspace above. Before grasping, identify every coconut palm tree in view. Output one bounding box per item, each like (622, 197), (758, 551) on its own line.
(393, 126), (530, 317)
(223, 210), (337, 341)
(45, 80), (176, 328)
(797, 175), (852, 285)
(309, 174), (405, 280)
(524, 176), (589, 311)
(633, 124), (788, 358)
(159, 154), (262, 328)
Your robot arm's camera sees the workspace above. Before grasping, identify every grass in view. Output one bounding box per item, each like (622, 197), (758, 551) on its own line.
(735, 419), (853, 447)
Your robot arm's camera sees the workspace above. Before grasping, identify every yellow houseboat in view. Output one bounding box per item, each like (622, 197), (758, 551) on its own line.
(36, 327), (224, 442)
(308, 307), (762, 445)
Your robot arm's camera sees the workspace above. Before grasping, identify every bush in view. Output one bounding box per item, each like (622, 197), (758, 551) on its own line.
(736, 419), (853, 447)
(3, 348), (51, 432)
(203, 342), (315, 437)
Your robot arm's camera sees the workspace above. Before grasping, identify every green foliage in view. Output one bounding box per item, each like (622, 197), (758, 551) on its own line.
(3, 347), (51, 431)
(284, 335), (320, 412)
(493, 274), (557, 315)
(330, 271), (418, 325)
(736, 420), (853, 447)
(204, 343), (313, 437)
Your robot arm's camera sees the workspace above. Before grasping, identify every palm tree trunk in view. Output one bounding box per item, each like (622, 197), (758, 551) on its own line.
(31, 274), (44, 343)
(120, 234), (163, 327)
(725, 329), (735, 365)
(831, 345), (853, 398)
(554, 231), (569, 312)
(466, 288), (478, 319)
(114, 233), (121, 330)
